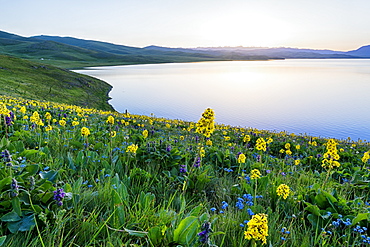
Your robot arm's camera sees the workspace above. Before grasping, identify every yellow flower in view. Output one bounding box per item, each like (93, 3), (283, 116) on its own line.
(285, 143), (291, 149)
(19, 106), (26, 114)
(72, 121), (79, 126)
(322, 139), (340, 170)
(285, 149), (292, 156)
(255, 138), (266, 152)
(199, 147), (205, 157)
(195, 108), (215, 138)
(295, 144), (301, 150)
(362, 151), (370, 163)
(243, 135), (251, 143)
(238, 153), (246, 163)
(45, 112), (52, 120)
(294, 159), (300, 166)
(45, 125), (52, 131)
(206, 139), (212, 146)
(81, 127), (90, 136)
(166, 123), (171, 128)
(59, 120), (66, 127)
(224, 136), (230, 141)
(126, 144), (138, 154)
(266, 137), (273, 144)
(110, 131), (117, 138)
(180, 136), (185, 141)
(106, 115), (115, 125)
(250, 169), (261, 179)
(244, 213), (268, 245)
(142, 129), (148, 139)
(276, 184), (291, 199)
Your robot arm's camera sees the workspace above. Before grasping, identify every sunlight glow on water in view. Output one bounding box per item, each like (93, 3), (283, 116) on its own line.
(75, 59), (370, 141)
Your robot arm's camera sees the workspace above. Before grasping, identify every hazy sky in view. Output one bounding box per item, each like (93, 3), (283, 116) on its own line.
(2, 0), (369, 51)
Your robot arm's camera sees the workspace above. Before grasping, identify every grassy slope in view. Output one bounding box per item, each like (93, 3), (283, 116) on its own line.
(0, 55), (114, 111)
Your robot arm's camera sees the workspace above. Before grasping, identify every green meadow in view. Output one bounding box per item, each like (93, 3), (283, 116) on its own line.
(0, 95), (369, 247)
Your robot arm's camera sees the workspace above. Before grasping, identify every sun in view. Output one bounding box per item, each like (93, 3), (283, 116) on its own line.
(199, 13), (292, 47)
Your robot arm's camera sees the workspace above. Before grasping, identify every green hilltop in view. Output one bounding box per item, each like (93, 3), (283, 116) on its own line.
(0, 55), (113, 111)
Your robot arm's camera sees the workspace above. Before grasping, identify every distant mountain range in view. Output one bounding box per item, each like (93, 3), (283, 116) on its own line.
(1, 30), (369, 68)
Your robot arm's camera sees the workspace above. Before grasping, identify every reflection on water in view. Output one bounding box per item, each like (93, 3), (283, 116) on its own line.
(75, 59), (370, 141)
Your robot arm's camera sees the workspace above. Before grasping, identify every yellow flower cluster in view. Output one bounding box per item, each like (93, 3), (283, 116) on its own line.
(276, 184), (291, 199)
(126, 144), (138, 154)
(30, 111), (44, 126)
(0, 103), (10, 116)
(142, 129), (148, 139)
(255, 138), (266, 152)
(238, 153), (246, 163)
(244, 213), (269, 245)
(243, 134), (251, 143)
(250, 169), (261, 179)
(195, 108), (215, 138)
(322, 139), (340, 170)
(81, 127), (90, 137)
(362, 151), (370, 164)
(106, 115), (115, 125)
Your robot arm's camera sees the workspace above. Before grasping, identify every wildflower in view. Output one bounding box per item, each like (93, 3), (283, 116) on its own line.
(44, 112), (52, 120)
(194, 157), (201, 167)
(59, 120), (66, 127)
(45, 125), (53, 131)
(285, 143), (291, 149)
(110, 131), (117, 137)
(206, 139), (212, 146)
(199, 147), (205, 157)
(106, 115), (115, 125)
(210, 207), (216, 212)
(81, 127), (90, 137)
(179, 164), (187, 173)
(19, 106), (26, 114)
(243, 135), (251, 143)
(322, 139), (340, 170)
(244, 213), (268, 244)
(180, 136), (185, 140)
(53, 188), (66, 206)
(238, 153), (246, 163)
(221, 201), (229, 209)
(266, 137), (273, 144)
(247, 208), (255, 216)
(126, 144), (138, 154)
(195, 108), (215, 138)
(295, 144), (301, 150)
(198, 222), (212, 243)
(255, 138), (267, 152)
(236, 198), (244, 210)
(142, 129), (148, 139)
(276, 184), (291, 199)
(11, 178), (19, 197)
(294, 159), (300, 165)
(250, 169), (261, 179)
(362, 151), (370, 164)
(72, 121), (79, 126)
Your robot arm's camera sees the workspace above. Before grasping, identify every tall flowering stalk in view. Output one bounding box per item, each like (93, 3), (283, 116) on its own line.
(244, 213), (269, 245)
(322, 139), (340, 185)
(195, 108), (215, 138)
(81, 127), (90, 148)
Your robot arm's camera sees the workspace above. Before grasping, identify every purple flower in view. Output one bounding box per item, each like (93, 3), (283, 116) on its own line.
(198, 222), (211, 243)
(194, 157), (201, 168)
(179, 164), (187, 173)
(166, 145), (172, 152)
(53, 188), (66, 206)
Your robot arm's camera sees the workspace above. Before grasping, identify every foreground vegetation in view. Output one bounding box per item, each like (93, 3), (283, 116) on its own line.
(0, 55), (113, 111)
(0, 95), (370, 246)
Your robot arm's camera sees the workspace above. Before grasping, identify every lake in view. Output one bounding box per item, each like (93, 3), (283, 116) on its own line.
(74, 59), (370, 141)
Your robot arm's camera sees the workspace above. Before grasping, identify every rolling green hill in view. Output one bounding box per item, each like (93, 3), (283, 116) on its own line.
(0, 54), (114, 111)
(1, 30), (271, 69)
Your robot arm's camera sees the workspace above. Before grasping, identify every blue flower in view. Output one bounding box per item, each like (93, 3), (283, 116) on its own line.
(210, 207), (216, 212)
(247, 208), (254, 216)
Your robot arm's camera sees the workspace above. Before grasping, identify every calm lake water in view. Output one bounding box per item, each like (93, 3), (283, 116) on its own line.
(75, 59), (370, 141)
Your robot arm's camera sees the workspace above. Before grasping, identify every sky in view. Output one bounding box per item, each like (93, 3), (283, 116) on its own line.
(1, 0), (370, 51)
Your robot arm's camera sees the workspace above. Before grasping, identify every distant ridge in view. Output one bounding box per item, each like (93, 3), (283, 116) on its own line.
(1, 30), (370, 69)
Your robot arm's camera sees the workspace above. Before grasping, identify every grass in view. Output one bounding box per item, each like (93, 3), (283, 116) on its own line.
(0, 55), (113, 111)
(0, 96), (370, 246)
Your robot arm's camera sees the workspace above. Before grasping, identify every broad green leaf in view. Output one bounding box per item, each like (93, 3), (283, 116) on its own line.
(0, 177), (12, 192)
(18, 215), (36, 231)
(12, 197), (22, 216)
(351, 213), (369, 226)
(1, 211), (21, 222)
(25, 164), (39, 176)
(304, 202), (321, 216)
(124, 228), (147, 238)
(173, 216), (199, 245)
(39, 170), (58, 183)
(0, 236), (6, 246)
